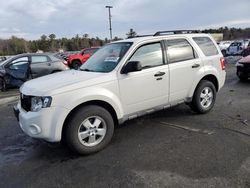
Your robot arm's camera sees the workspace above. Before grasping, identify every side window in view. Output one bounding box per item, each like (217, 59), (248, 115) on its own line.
(193, 37), (219, 56)
(9, 61), (29, 71)
(31, 55), (49, 64)
(129, 42), (163, 69)
(12, 56), (28, 64)
(167, 39), (197, 64)
(84, 50), (91, 54)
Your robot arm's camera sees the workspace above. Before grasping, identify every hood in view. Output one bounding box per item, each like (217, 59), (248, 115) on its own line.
(20, 70), (115, 96)
(239, 55), (250, 64)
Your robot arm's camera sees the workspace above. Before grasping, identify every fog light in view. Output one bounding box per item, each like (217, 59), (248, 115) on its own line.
(29, 124), (41, 135)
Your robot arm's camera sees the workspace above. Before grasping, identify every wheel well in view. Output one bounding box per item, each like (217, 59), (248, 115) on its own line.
(62, 100), (118, 140)
(201, 74), (219, 91)
(72, 59), (81, 63)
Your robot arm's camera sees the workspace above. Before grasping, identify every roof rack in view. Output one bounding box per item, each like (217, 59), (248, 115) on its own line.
(153, 30), (200, 36)
(127, 34), (153, 39)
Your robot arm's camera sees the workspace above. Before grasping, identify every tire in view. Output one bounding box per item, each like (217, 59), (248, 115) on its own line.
(71, 60), (81, 70)
(237, 71), (248, 81)
(65, 105), (114, 155)
(190, 80), (216, 114)
(0, 77), (6, 92)
(238, 75), (248, 81)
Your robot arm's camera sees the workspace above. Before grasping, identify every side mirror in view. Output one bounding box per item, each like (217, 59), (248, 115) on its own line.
(121, 61), (142, 74)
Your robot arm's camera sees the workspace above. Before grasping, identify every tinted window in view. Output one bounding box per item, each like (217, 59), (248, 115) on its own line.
(193, 37), (218, 56)
(9, 61), (29, 70)
(129, 42), (163, 69)
(31, 55), (49, 63)
(167, 39), (197, 63)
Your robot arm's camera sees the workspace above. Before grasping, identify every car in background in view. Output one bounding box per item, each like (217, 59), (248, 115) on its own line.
(226, 41), (244, 56)
(227, 40), (250, 56)
(54, 51), (80, 61)
(236, 55), (250, 81)
(0, 53), (69, 91)
(242, 41), (250, 57)
(218, 41), (232, 56)
(0, 56), (7, 62)
(67, 47), (100, 69)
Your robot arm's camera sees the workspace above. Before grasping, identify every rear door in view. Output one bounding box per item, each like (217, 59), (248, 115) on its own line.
(166, 38), (202, 102)
(30, 55), (52, 78)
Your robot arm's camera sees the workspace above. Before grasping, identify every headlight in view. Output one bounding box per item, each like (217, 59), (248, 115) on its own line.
(31, 96), (52, 112)
(236, 62), (244, 67)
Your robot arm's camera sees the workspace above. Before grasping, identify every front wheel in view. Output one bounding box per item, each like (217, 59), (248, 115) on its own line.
(65, 105), (114, 155)
(190, 80), (216, 114)
(71, 60), (81, 70)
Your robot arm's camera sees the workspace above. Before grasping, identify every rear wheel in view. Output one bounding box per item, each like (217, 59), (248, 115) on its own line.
(65, 105), (114, 155)
(71, 60), (81, 70)
(190, 80), (216, 114)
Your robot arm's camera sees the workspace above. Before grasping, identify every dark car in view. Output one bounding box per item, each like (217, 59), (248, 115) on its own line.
(236, 55), (250, 81)
(242, 41), (250, 57)
(0, 53), (69, 91)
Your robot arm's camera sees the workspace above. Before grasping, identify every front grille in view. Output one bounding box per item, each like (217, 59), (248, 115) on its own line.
(20, 94), (31, 112)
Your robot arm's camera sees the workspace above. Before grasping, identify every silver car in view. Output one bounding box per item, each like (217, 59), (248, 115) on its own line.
(0, 53), (69, 91)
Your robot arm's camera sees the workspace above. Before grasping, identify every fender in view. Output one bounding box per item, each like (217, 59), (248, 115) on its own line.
(187, 65), (220, 99)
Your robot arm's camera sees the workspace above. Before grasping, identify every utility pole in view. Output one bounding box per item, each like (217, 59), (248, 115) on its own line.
(105, 5), (113, 40)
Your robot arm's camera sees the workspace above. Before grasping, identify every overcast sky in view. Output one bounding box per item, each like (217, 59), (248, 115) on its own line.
(0, 0), (249, 40)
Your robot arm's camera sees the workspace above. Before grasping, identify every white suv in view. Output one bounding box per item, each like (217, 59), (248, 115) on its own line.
(14, 31), (226, 154)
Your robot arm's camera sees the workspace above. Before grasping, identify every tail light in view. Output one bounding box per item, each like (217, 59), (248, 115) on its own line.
(220, 57), (225, 70)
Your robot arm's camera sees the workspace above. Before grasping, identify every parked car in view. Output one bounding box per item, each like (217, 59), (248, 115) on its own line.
(14, 31), (226, 155)
(242, 41), (250, 57)
(54, 51), (80, 61)
(227, 40), (250, 56)
(67, 47), (100, 69)
(0, 56), (7, 62)
(218, 41), (232, 56)
(0, 53), (69, 91)
(226, 41), (244, 56)
(236, 55), (250, 81)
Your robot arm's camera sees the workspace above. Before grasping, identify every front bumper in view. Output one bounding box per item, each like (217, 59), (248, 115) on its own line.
(14, 102), (70, 142)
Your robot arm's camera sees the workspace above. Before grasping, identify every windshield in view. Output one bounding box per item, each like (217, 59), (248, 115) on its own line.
(80, 42), (132, 73)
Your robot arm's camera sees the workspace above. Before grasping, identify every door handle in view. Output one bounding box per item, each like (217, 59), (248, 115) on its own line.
(154, 71), (165, 77)
(192, 64), (200, 68)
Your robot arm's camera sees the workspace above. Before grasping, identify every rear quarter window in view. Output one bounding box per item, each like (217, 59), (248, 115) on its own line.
(193, 37), (219, 56)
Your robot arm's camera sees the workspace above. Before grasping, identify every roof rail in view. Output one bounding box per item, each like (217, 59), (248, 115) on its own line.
(127, 34), (153, 39)
(153, 30), (200, 36)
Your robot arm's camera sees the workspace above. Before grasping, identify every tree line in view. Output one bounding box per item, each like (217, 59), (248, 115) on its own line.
(0, 27), (250, 56)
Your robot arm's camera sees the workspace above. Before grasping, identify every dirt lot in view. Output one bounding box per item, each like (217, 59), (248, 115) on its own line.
(0, 61), (250, 188)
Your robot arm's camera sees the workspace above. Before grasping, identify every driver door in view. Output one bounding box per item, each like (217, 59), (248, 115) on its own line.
(118, 42), (169, 115)
(5, 56), (30, 87)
